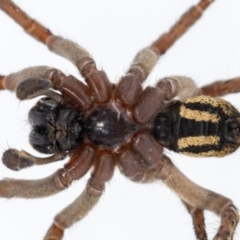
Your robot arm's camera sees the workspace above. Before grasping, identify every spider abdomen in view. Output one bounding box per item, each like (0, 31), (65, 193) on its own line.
(153, 95), (240, 157)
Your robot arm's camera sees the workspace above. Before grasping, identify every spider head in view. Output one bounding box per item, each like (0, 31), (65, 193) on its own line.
(28, 97), (84, 154)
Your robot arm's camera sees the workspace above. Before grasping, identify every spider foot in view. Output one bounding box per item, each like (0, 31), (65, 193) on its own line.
(213, 204), (239, 240)
(2, 148), (67, 171)
(191, 209), (207, 240)
(44, 223), (64, 240)
(0, 75), (5, 89)
(2, 149), (34, 171)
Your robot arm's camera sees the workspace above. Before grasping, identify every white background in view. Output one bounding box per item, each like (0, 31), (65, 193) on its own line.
(0, 0), (240, 240)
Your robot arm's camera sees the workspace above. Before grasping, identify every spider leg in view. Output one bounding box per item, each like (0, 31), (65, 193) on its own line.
(201, 77), (240, 97)
(0, 0), (53, 43)
(0, 66), (94, 111)
(0, 66), (56, 91)
(115, 0), (214, 107)
(16, 78), (63, 101)
(155, 155), (239, 240)
(0, 144), (95, 198)
(119, 149), (239, 239)
(44, 182), (103, 240)
(0, 0), (214, 57)
(157, 75), (199, 100)
(183, 201), (208, 240)
(0, 0), (214, 106)
(2, 149), (68, 171)
(44, 150), (115, 240)
(0, 170), (69, 198)
(46, 37), (112, 105)
(116, 74), (199, 125)
(0, 75), (4, 89)
(150, 0), (214, 55)
(0, 1), (112, 105)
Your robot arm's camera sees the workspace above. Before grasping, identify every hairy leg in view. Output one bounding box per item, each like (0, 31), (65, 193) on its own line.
(115, 0), (214, 107)
(155, 155), (239, 240)
(0, 0), (53, 43)
(0, 1), (111, 104)
(0, 75), (4, 89)
(2, 149), (67, 171)
(183, 201), (207, 240)
(201, 77), (240, 97)
(157, 76), (199, 100)
(0, 66), (54, 91)
(0, 169), (70, 198)
(44, 181), (103, 240)
(44, 150), (115, 240)
(0, 144), (95, 198)
(0, 66), (94, 111)
(150, 0), (214, 55)
(0, 0), (214, 108)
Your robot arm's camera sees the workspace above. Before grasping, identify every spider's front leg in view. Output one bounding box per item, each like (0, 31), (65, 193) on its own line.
(0, 67), (71, 170)
(0, 144), (94, 198)
(0, 144), (109, 240)
(0, 66), (60, 96)
(0, 0), (214, 88)
(2, 149), (68, 171)
(0, 64), (95, 173)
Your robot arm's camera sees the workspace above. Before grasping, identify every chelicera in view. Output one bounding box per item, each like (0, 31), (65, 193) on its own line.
(0, 0), (240, 239)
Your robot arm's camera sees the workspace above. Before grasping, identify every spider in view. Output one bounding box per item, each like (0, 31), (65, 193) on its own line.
(0, 1), (240, 239)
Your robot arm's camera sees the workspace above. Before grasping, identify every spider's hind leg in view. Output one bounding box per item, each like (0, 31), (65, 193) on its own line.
(156, 155), (239, 240)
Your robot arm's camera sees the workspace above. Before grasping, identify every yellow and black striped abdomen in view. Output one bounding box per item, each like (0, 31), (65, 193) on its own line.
(153, 95), (240, 157)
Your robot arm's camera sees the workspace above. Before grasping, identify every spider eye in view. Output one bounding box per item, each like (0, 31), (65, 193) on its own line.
(46, 115), (55, 125)
(29, 97), (57, 126)
(47, 142), (57, 151)
(29, 126), (58, 154)
(224, 118), (240, 143)
(56, 108), (84, 151)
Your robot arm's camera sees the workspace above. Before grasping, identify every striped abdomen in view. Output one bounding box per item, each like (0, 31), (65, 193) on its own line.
(153, 95), (240, 157)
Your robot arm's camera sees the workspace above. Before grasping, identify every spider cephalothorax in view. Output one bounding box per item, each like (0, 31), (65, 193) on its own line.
(0, 1), (240, 240)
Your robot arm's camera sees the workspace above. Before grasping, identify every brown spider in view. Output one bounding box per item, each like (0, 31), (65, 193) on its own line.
(0, 1), (240, 239)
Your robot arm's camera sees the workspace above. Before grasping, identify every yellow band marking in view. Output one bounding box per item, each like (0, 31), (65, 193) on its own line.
(180, 105), (219, 123)
(178, 135), (220, 149)
(184, 95), (237, 116)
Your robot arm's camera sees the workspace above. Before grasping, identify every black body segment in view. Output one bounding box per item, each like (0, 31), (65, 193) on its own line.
(153, 96), (240, 157)
(86, 106), (136, 148)
(29, 97), (84, 153)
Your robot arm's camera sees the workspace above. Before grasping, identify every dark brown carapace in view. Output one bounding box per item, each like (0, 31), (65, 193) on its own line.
(0, 0), (240, 240)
